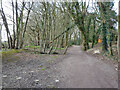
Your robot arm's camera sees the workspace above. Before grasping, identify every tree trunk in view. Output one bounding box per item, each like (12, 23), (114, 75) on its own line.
(0, 24), (2, 50)
(64, 46), (69, 54)
(1, 0), (12, 49)
(86, 18), (91, 48)
(15, 0), (19, 49)
(97, 2), (108, 52)
(19, 2), (25, 48)
(118, 1), (120, 58)
(91, 18), (96, 48)
(40, 33), (43, 53)
(61, 35), (64, 48)
(82, 31), (88, 51)
(79, 21), (89, 51)
(109, 36), (113, 56)
(102, 22), (108, 52)
(20, 2), (33, 48)
(108, 28), (113, 56)
(53, 39), (59, 53)
(38, 30), (40, 45)
(12, 1), (16, 49)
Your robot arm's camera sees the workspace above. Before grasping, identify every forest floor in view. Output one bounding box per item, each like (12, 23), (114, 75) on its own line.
(2, 45), (118, 88)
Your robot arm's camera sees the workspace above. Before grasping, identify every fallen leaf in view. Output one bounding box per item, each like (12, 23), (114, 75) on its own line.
(34, 79), (39, 82)
(16, 77), (22, 80)
(2, 75), (7, 78)
(55, 80), (59, 83)
(30, 71), (34, 73)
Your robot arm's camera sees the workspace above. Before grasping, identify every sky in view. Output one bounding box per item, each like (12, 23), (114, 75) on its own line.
(0, 0), (119, 41)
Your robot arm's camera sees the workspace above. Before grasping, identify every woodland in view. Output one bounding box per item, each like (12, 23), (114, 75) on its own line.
(0, 1), (120, 58)
(0, 0), (120, 88)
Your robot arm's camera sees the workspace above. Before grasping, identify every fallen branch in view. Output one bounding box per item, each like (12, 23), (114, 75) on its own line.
(49, 23), (76, 44)
(48, 23), (75, 54)
(64, 45), (69, 54)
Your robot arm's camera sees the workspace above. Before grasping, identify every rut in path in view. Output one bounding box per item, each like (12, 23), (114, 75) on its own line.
(57, 45), (118, 88)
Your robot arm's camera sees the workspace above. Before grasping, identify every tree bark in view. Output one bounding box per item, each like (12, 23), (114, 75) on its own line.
(19, 2), (25, 48)
(0, 24), (2, 50)
(118, 1), (120, 58)
(108, 30), (113, 56)
(91, 18), (96, 48)
(86, 17), (91, 49)
(15, 0), (19, 49)
(102, 22), (108, 52)
(65, 31), (68, 47)
(37, 30), (40, 45)
(97, 2), (108, 52)
(12, 0), (16, 48)
(81, 31), (89, 51)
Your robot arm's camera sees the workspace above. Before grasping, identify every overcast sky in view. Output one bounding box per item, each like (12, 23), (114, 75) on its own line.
(0, 0), (119, 41)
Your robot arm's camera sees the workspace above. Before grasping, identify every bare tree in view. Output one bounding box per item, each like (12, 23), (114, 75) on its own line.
(20, 2), (34, 48)
(0, 0), (13, 49)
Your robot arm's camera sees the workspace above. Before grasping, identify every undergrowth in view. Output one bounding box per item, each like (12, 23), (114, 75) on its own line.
(1, 49), (23, 59)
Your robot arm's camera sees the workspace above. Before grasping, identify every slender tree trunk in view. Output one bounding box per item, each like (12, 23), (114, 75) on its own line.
(1, 0), (12, 49)
(61, 35), (64, 48)
(15, 0), (19, 49)
(109, 31), (113, 56)
(49, 12), (52, 42)
(53, 39), (59, 53)
(40, 32), (43, 53)
(19, 2), (25, 48)
(38, 30), (40, 45)
(12, 1), (15, 48)
(101, 22), (108, 52)
(40, 13), (45, 53)
(64, 46), (69, 54)
(48, 45), (53, 54)
(43, 6), (47, 53)
(118, 1), (120, 58)
(65, 31), (68, 46)
(86, 18), (91, 49)
(53, 2), (56, 39)
(0, 24), (2, 50)
(20, 2), (33, 48)
(92, 18), (96, 48)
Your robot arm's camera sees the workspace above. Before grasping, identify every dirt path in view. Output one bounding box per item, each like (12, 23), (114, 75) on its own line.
(57, 45), (118, 88)
(2, 45), (118, 88)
